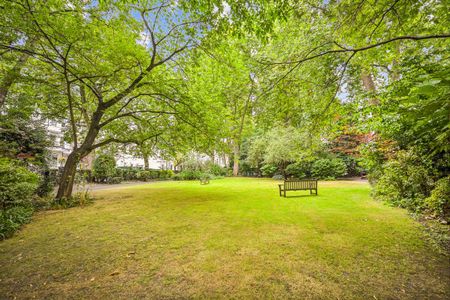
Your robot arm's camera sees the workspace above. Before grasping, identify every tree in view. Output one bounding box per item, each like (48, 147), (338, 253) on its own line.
(1, 0), (213, 199)
(186, 40), (255, 175)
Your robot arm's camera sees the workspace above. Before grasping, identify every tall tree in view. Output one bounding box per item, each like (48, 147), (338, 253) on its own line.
(1, 0), (210, 199)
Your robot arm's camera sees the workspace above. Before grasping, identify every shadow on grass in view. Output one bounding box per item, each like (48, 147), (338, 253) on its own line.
(280, 194), (319, 198)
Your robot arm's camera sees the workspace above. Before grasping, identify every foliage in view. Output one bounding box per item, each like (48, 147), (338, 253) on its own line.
(108, 177), (123, 184)
(175, 170), (203, 181)
(137, 170), (152, 182)
(36, 168), (57, 197)
(200, 173), (213, 181)
(285, 162), (310, 179)
(263, 126), (317, 169)
(260, 164), (278, 177)
(116, 167), (140, 181)
(311, 158), (347, 180)
(0, 158), (39, 239)
(159, 169), (174, 179)
(335, 153), (363, 177)
(0, 206), (33, 240)
(0, 158), (39, 209)
(92, 155), (116, 183)
(50, 193), (94, 210)
(372, 150), (434, 212)
(425, 177), (450, 222)
(207, 164), (227, 177)
(0, 111), (49, 164)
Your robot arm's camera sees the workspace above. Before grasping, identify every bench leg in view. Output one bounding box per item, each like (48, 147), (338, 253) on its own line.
(284, 190), (286, 197)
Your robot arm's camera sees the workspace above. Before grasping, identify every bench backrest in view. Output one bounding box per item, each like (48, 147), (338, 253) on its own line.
(284, 179), (317, 190)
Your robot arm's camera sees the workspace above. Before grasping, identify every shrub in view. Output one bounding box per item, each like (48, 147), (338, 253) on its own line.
(425, 177), (450, 221)
(117, 167), (140, 181)
(272, 174), (284, 180)
(137, 170), (151, 181)
(160, 169), (174, 179)
(336, 153), (363, 177)
(181, 170), (202, 180)
(200, 173), (213, 181)
(108, 177), (123, 184)
(207, 164), (227, 176)
(172, 173), (182, 181)
(260, 164), (278, 177)
(36, 168), (57, 197)
(311, 158), (347, 180)
(172, 170), (203, 180)
(0, 158), (40, 209)
(372, 150), (433, 212)
(0, 206), (34, 240)
(93, 154), (116, 183)
(285, 162), (309, 179)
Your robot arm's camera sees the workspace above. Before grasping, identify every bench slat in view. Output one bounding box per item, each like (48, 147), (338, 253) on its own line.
(279, 179), (318, 197)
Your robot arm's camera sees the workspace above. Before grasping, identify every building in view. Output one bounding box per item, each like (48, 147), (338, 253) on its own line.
(45, 120), (171, 170)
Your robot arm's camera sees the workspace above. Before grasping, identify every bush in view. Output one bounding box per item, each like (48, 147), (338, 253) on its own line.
(0, 206), (34, 240)
(116, 167), (140, 181)
(181, 170), (202, 180)
(336, 153), (363, 177)
(36, 168), (57, 197)
(207, 164), (227, 176)
(200, 173), (213, 181)
(260, 164), (278, 177)
(160, 169), (174, 179)
(425, 176), (450, 221)
(137, 170), (152, 181)
(172, 170), (204, 181)
(108, 177), (123, 184)
(272, 174), (284, 180)
(285, 162), (310, 179)
(93, 154), (116, 183)
(311, 158), (347, 180)
(372, 150), (433, 212)
(0, 158), (40, 209)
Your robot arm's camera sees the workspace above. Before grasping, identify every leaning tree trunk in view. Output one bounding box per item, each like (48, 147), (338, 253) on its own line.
(56, 151), (81, 200)
(232, 143), (240, 176)
(55, 111), (102, 200)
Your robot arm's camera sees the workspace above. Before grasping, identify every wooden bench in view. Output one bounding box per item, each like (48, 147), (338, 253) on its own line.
(278, 179), (318, 197)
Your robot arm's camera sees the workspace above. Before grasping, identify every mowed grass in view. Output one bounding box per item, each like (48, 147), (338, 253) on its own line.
(0, 178), (449, 299)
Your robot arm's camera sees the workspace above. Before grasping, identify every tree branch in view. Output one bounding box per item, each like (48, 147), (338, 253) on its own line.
(89, 132), (163, 151)
(262, 34), (450, 66)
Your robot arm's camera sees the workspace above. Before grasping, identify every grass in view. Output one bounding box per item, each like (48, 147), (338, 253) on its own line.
(0, 178), (449, 299)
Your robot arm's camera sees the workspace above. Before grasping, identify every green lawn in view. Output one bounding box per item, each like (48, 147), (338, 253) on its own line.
(1, 178), (449, 299)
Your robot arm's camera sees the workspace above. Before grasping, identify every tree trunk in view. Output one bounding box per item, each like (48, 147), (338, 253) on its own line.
(232, 143), (240, 176)
(361, 72), (379, 105)
(143, 152), (149, 170)
(55, 110), (102, 200)
(56, 151), (81, 199)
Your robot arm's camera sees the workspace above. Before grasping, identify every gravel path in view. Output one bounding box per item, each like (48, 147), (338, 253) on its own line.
(73, 181), (158, 192)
